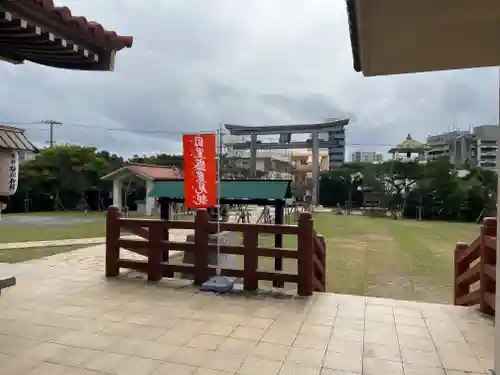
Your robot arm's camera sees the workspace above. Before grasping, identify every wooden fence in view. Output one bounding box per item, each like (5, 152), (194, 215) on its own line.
(454, 217), (496, 315)
(105, 206), (326, 296)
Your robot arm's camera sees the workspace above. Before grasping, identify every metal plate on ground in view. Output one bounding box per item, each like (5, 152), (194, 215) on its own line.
(201, 275), (235, 293)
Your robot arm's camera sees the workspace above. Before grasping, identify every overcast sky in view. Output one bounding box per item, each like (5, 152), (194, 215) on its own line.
(1, 0), (498, 158)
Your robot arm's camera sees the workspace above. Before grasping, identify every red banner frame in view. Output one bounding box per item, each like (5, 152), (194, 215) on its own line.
(182, 134), (217, 208)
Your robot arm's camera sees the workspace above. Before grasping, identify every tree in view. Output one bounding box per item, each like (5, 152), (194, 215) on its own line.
(129, 154), (183, 169)
(382, 160), (423, 212)
(11, 145), (111, 212)
(6, 143), (497, 222)
(320, 158), (496, 222)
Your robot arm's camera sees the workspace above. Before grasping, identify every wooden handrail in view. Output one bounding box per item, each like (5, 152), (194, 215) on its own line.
(454, 217), (497, 315)
(105, 206), (327, 297)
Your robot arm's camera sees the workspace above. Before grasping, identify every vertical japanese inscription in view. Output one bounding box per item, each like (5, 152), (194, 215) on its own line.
(183, 134), (216, 208)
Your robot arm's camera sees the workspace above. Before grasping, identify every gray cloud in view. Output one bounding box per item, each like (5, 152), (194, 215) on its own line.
(0, 0), (498, 158)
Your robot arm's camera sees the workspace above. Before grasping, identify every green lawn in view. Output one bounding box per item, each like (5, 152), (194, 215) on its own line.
(4, 210), (481, 304)
(0, 211), (172, 243)
(7, 211), (104, 217)
(0, 221), (106, 243)
(257, 213), (480, 304)
(0, 213), (106, 243)
(0, 245), (86, 263)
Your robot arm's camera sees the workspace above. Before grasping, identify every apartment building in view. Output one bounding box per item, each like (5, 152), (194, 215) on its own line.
(228, 155), (292, 174)
(426, 125), (499, 170)
(223, 135), (291, 160)
(222, 135), (293, 177)
(426, 131), (470, 161)
(472, 125), (498, 170)
(351, 151), (383, 163)
(291, 150), (329, 184)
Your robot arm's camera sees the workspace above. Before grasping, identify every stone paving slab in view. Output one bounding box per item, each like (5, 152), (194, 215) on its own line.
(0, 241), (494, 375)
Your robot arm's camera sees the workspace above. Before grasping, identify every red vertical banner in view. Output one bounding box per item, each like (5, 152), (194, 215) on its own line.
(183, 134), (217, 208)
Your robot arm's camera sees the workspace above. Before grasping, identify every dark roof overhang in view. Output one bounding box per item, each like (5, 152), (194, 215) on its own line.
(0, 0), (133, 71)
(346, 0), (361, 73)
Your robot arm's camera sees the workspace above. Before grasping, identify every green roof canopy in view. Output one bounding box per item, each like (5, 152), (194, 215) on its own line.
(149, 179), (293, 202)
(389, 134), (429, 154)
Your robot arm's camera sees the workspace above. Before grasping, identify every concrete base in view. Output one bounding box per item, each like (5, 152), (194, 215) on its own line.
(201, 275), (235, 293)
(0, 275), (16, 295)
(181, 232), (239, 279)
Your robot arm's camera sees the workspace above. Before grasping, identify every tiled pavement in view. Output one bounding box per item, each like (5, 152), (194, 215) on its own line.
(0, 244), (495, 375)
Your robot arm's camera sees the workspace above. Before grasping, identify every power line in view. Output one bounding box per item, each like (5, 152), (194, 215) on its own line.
(0, 120), (399, 147)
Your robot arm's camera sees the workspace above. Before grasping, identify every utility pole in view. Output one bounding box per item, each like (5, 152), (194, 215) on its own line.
(39, 120), (62, 147)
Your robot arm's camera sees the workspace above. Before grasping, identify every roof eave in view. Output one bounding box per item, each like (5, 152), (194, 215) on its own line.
(346, 0), (362, 73)
(3, 1), (133, 53)
(100, 166), (154, 181)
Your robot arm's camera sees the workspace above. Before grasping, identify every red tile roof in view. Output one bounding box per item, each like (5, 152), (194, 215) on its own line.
(31, 0), (133, 50)
(127, 164), (181, 180)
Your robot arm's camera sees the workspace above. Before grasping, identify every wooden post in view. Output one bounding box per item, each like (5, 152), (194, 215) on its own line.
(454, 241), (469, 305)
(193, 210), (210, 285)
(160, 198), (173, 276)
(105, 206), (121, 277)
(147, 221), (164, 282)
(273, 201), (284, 288)
(317, 234), (326, 291)
(479, 217), (496, 314)
(243, 230), (259, 291)
(297, 212), (314, 296)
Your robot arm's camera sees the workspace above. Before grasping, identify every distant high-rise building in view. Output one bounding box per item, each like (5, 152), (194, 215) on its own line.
(327, 126), (347, 169)
(351, 151), (383, 163)
(426, 125), (499, 171)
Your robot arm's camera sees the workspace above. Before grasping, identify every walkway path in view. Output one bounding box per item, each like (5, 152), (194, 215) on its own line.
(0, 229), (194, 250)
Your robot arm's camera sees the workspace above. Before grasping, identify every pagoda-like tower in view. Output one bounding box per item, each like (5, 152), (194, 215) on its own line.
(388, 134), (429, 162)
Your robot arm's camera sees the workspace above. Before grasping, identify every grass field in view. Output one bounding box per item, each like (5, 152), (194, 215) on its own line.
(0, 211), (153, 243)
(257, 213), (480, 304)
(0, 211), (186, 243)
(0, 219), (106, 243)
(0, 210), (483, 304)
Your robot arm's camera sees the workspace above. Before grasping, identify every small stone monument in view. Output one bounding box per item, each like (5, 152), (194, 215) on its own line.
(181, 231), (239, 280)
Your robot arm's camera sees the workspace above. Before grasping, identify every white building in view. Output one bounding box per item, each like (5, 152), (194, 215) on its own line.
(223, 135), (291, 162)
(426, 125), (499, 170)
(350, 151), (383, 163)
(18, 150), (36, 163)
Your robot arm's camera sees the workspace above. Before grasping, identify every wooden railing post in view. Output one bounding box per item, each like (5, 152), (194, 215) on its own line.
(105, 206), (121, 277)
(317, 234), (326, 291)
(147, 222), (164, 282)
(243, 230), (259, 291)
(193, 210), (210, 285)
(162, 218), (174, 278)
(480, 217), (496, 314)
(454, 241), (469, 305)
(297, 212), (314, 297)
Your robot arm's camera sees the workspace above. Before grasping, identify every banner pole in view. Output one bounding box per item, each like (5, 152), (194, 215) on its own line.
(200, 126), (234, 293)
(216, 124), (222, 276)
